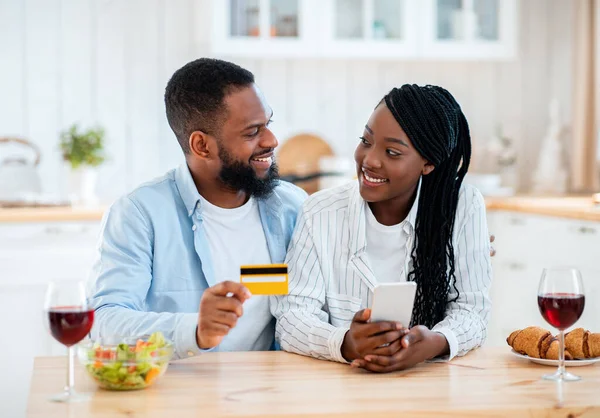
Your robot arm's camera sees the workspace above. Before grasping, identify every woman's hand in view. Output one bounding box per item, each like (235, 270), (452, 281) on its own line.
(350, 325), (449, 373)
(340, 309), (406, 362)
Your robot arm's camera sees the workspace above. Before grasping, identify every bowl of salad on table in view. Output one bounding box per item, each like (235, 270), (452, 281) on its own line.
(78, 331), (173, 390)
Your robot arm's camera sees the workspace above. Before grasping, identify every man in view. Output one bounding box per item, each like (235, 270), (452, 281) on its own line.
(89, 58), (306, 359)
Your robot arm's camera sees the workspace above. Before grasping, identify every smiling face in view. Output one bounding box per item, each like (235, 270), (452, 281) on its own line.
(354, 102), (434, 204)
(190, 83), (280, 198)
(214, 84), (280, 197)
(218, 84), (277, 175)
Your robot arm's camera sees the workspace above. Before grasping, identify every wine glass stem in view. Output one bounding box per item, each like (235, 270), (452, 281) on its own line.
(64, 346), (75, 396)
(558, 330), (565, 378)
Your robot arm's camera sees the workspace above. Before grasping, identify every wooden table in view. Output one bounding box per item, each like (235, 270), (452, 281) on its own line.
(26, 348), (600, 417)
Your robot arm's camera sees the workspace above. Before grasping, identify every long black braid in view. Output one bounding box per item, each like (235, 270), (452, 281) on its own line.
(383, 84), (472, 329)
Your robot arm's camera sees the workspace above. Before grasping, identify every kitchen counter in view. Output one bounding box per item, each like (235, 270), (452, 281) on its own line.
(0, 206), (107, 223)
(485, 195), (600, 222)
(1, 195), (600, 223)
(26, 348), (599, 417)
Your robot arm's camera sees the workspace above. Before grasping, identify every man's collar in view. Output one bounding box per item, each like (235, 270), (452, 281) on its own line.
(175, 163), (202, 217)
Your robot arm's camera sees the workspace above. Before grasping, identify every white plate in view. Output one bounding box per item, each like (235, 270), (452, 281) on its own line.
(510, 349), (600, 367)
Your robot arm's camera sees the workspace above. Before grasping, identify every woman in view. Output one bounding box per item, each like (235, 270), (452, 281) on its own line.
(271, 84), (492, 373)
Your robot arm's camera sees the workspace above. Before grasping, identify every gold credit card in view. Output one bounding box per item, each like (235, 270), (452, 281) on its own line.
(240, 264), (288, 295)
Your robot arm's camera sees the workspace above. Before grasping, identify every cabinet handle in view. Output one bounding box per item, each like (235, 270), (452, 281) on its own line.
(509, 217), (526, 226)
(577, 226), (597, 234)
(44, 226), (92, 235)
(507, 262), (526, 271)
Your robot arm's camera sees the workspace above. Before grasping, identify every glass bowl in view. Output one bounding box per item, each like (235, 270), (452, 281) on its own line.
(77, 333), (173, 391)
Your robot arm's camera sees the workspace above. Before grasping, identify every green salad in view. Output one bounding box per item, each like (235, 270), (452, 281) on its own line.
(83, 332), (172, 390)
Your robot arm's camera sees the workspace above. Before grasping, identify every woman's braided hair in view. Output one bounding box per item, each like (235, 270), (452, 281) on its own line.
(383, 84), (471, 329)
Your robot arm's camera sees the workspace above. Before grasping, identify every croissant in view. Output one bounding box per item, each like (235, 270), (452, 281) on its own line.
(507, 326), (573, 360)
(508, 326), (600, 359)
(507, 326), (553, 359)
(565, 328), (600, 359)
(588, 333), (600, 358)
(565, 328), (586, 359)
(542, 335), (570, 360)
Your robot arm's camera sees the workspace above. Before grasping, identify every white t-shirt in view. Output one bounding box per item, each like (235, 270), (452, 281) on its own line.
(365, 203), (412, 283)
(198, 194), (273, 350)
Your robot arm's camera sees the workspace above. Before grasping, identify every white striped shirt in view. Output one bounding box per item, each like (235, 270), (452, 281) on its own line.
(271, 181), (493, 363)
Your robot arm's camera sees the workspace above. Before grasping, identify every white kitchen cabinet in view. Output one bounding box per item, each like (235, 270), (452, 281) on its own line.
(210, 0), (319, 58)
(420, 0), (518, 59)
(485, 211), (600, 348)
(0, 221), (100, 418)
(208, 0), (517, 60)
(319, 0), (419, 59)
(0, 222), (100, 353)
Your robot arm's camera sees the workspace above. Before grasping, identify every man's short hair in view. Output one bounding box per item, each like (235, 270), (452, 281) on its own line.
(164, 58), (255, 153)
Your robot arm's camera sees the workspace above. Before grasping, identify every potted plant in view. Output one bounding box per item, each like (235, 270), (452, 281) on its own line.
(59, 124), (106, 206)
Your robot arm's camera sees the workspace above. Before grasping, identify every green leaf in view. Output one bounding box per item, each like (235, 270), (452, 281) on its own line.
(59, 123), (107, 169)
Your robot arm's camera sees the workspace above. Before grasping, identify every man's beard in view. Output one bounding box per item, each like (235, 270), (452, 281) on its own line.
(217, 146), (279, 198)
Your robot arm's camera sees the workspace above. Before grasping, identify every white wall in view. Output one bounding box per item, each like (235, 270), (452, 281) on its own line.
(0, 0), (573, 202)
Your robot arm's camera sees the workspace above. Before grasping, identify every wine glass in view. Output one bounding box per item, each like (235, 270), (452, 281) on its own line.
(537, 267), (585, 381)
(44, 280), (94, 402)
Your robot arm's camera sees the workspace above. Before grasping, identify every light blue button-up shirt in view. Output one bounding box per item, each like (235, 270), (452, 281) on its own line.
(89, 164), (306, 359)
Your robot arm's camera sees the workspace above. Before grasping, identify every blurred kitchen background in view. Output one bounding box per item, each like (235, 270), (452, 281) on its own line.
(1, 1), (600, 417)
(0, 0), (598, 203)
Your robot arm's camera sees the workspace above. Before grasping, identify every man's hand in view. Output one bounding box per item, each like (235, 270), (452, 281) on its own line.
(196, 281), (251, 349)
(490, 234), (496, 257)
(350, 325), (448, 373)
(340, 308), (407, 362)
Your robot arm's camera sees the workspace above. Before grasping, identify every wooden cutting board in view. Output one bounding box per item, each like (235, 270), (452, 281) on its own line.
(276, 133), (334, 194)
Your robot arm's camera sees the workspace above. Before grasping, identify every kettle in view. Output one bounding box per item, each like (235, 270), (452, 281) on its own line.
(0, 137), (42, 201)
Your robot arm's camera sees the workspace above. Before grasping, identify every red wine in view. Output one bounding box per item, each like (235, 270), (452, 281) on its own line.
(538, 293), (585, 330)
(48, 306), (94, 346)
